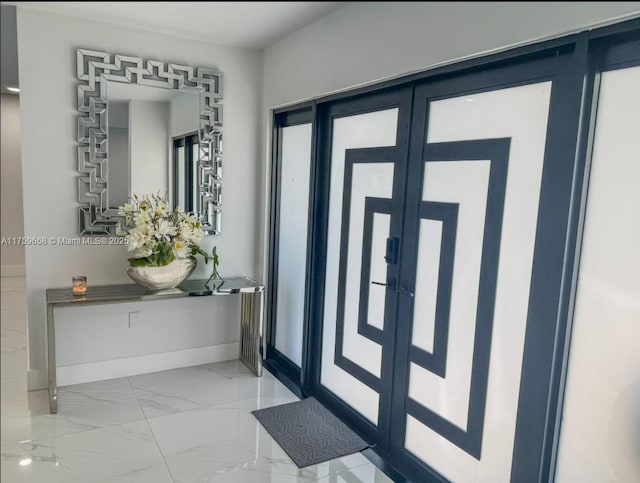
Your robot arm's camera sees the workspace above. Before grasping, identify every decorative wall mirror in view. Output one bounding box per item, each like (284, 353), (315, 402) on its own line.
(76, 49), (223, 236)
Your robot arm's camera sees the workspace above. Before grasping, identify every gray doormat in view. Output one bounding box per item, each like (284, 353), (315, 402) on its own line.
(251, 397), (369, 468)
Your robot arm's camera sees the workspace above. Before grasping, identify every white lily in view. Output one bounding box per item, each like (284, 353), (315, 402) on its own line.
(155, 219), (178, 240)
(173, 238), (191, 259)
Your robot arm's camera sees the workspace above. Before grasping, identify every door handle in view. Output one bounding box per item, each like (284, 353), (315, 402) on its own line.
(371, 279), (397, 290)
(371, 281), (413, 297)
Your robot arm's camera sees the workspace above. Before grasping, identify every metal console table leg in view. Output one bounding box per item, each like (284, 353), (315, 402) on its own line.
(47, 304), (58, 414)
(239, 290), (264, 376)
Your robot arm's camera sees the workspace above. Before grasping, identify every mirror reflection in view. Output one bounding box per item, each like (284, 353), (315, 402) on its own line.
(106, 82), (200, 211)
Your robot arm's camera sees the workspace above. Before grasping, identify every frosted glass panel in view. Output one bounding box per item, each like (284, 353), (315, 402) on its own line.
(321, 108), (398, 424)
(368, 213), (390, 331)
(274, 123), (312, 366)
(412, 218), (443, 353)
(556, 66), (640, 483)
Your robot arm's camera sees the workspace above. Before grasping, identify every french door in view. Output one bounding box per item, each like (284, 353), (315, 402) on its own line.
(308, 45), (585, 482)
(311, 87), (413, 447)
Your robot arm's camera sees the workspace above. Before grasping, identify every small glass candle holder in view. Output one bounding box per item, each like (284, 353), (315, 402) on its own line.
(72, 276), (87, 296)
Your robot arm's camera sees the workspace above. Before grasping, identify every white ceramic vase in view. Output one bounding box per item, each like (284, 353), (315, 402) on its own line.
(127, 258), (196, 291)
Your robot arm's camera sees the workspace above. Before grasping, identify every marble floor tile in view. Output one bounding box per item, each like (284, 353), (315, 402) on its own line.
(315, 463), (394, 483)
(1, 378), (145, 446)
(55, 377), (146, 426)
(130, 362), (294, 418)
(147, 395), (371, 483)
(0, 420), (173, 483)
(1, 358), (394, 482)
(206, 359), (255, 378)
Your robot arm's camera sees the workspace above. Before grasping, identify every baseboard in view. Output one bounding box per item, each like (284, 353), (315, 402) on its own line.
(1, 264), (25, 277)
(40, 343), (240, 387)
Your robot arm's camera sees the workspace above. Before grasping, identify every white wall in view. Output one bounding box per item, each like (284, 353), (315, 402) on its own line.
(107, 101), (129, 208)
(129, 100), (169, 198)
(263, 2), (640, 108)
(108, 126), (130, 208)
(0, 93), (25, 271)
(16, 8), (262, 388)
(170, 92), (199, 138)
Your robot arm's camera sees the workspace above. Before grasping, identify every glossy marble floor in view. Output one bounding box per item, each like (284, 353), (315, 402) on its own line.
(0, 276), (392, 483)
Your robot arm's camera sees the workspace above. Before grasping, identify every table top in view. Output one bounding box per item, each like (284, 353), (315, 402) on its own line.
(46, 277), (264, 306)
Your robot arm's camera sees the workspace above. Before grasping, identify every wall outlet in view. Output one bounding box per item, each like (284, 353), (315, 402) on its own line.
(128, 311), (140, 328)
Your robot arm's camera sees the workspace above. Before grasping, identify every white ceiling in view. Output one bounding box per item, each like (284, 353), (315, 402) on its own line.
(5, 1), (347, 49)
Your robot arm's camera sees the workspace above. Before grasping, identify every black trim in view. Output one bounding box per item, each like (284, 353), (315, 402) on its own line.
(273, 100), (315, 117)
(594, 26), (640, 71)
(300, 102), (319, 394)
(358, 196), (392, 345)
(305, 100), (332, 398)
(408, 201), (458, 379)
(403, 139), (509, 461)
(334, 147), (396, 392)
(583, 16), (640, 41)
(265, 111), (283, 360)
(262, 350), (304, 399)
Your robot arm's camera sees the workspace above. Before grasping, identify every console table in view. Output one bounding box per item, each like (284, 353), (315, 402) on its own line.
(45, 277), (264, 414)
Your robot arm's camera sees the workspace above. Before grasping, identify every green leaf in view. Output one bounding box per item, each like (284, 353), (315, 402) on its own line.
(205, 246), (223, 287)
(128, 257), (151, 267)
(190, 245), (209, 263)
(155, 242), (175, 267)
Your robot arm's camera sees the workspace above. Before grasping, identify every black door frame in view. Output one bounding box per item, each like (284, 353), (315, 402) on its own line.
(265, 18), (640, 483)
(264, 103), (316, 397)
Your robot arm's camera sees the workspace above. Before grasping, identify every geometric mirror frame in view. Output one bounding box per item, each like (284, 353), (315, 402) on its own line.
(76, 48), (223, 235)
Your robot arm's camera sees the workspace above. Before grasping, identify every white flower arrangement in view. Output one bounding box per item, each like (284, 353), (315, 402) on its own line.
(117, 193), (207, 267)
